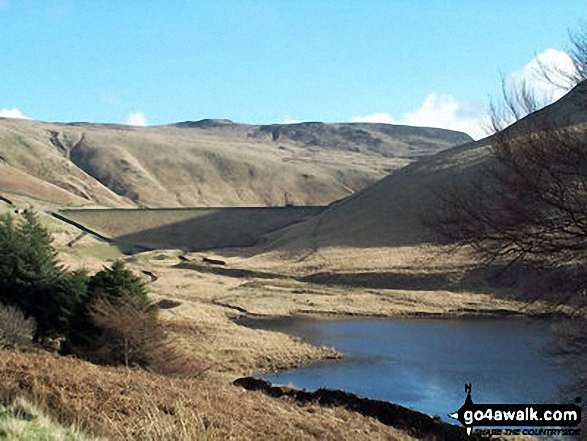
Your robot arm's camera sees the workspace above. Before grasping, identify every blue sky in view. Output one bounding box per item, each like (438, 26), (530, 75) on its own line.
(0, 1), (584, 139)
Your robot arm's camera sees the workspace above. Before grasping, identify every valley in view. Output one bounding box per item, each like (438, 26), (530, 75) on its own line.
(1, 82), (586, 440)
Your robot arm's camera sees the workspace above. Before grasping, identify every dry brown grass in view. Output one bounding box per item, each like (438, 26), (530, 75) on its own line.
(214, 278), (540, 318)
(0, 163), (85, 205)
(158, 309), (339, 381)
(173, 245), (562, 318)
(0, 349), (415, 440)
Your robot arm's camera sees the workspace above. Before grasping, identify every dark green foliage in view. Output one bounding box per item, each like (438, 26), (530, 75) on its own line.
(0, 211), (85, 342)
(87, 260), (152, 311)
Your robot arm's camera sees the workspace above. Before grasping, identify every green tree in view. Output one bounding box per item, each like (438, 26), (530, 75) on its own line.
(0, 211), (83, 342)
(88, 260), (152, 310)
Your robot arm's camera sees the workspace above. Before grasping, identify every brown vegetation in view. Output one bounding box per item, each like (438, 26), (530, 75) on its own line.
(80, 297), (209, 378)
(0, 349), (415, 440)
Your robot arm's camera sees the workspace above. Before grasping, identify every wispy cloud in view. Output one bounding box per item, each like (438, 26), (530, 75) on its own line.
(124, 111), (148, 126)
(0, 108), (30, 119)
(281, 117), (301, 124)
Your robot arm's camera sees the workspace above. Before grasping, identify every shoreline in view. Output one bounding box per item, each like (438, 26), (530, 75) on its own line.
(232, 377), (477, 440)
(229, 303), (570, 322)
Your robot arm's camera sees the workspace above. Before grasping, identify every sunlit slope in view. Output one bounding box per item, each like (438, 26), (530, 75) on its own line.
(0, 162), (86, 205)
(0, 117), (470, 207)
(263, 82), (587, 251)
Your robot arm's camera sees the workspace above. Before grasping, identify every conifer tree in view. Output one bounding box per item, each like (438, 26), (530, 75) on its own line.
(0, 211), (83, 342)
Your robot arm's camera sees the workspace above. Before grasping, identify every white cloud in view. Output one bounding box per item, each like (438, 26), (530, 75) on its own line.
(508, 48), (576, 103)
(350, 49), (577, 141)
(351, 113), (397, 124)
(403, 94), (488, 140)
(490, 48), (578, 129)
(0, 108), (30, 119)
(124, 111), (148, 126)
(353, 95), (488, 140)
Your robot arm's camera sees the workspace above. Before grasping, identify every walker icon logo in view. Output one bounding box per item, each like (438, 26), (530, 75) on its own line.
(449, 383), (582, 437)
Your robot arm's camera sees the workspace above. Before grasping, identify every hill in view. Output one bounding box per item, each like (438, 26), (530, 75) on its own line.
(260, 81), (587, 252)
(0, 118), (470, 208)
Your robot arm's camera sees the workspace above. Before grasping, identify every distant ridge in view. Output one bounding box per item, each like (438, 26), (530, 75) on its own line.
(175, 119), (236, 128)
(0, 117), (470, 208)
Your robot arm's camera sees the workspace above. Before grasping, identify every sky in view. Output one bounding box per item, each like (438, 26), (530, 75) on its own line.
(0, 1), (585, 140)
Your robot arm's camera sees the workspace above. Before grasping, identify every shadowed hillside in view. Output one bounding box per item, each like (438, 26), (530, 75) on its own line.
(60, 207), (326, 252)
(0, 118), (470, 208)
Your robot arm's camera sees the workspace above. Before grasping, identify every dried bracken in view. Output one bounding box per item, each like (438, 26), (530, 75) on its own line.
(0, 349), (415, 440)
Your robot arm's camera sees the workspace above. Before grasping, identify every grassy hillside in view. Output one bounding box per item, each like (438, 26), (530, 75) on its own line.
(0, 117), (470, 208)
(0, 349), (415, 440)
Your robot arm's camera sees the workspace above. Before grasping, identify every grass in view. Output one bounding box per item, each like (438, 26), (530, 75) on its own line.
(72, 243), (123, 261)
(27, 197), (568, 439)
(0, 349), (416, 440)
(0, 397), (97, 441)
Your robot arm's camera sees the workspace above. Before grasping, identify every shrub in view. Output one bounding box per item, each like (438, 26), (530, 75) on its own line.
(84, 295), (160, 368)
(73, 295), (206, 377)
(0, 303), (36, 349)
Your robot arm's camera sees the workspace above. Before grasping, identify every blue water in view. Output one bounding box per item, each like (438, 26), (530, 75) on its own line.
(242, 317), (573, 421)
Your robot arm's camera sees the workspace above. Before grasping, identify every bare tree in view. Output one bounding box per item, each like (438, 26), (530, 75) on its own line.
(429, 84), (587, 433)
(488, 23), (587, 134)
(429, 121), (587, 422)
(428, 25), (587, 432)
(432, 119), (587, 267)
(434, 23), (587, 263)
(86, 296), (208, 377)
(488, 78), (547, 133)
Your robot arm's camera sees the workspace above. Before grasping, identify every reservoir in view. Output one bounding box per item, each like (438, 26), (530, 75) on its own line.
(242, 317), (574, 421)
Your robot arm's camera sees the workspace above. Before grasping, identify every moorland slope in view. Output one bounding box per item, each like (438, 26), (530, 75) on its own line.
(0, 118), (470, 208)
